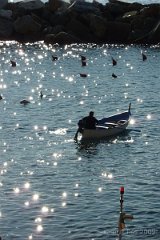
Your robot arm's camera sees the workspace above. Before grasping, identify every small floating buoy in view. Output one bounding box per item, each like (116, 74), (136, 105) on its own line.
(40, 91), (43, 99)
(112, 57), (117, 66)
(112, 73), (117, 78)
(20, 99), (30, 105)
(0, 95), (3, 100)
(142, 52), (147, 61)
(81, 60), (86, 67)
(10, 60), (16, 67)
(80, 55), (86, 61)
(80, 55), (87, 66)
(52, 55), (58, 61)
(80, 73), (87, 78)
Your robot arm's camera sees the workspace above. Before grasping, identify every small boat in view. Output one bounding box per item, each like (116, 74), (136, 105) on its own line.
(78, 104), (131, 141)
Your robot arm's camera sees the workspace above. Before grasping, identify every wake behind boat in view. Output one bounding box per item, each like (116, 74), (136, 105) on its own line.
(75, 104), (131, 141)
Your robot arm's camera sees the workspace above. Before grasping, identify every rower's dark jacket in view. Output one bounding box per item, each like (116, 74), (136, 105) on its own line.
(78, 116), (99, 129)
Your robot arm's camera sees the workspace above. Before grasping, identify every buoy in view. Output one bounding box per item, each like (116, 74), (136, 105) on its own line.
(80, 55), (87, 66)
(142, 52), (147, 61)
(40, 91), (43, 99)
(80, 73), (87, 78)
(20, 99), (30, 105)
(80, 55), (86, 61)
(112, 57), (117, 66)
(52, 55), (58, 61)
(10, 60), (16, 67)
(82, 60), (86, 67)
(112, 73), (117, 78)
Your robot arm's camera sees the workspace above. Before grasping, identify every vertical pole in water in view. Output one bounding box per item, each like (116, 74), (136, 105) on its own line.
(118, 186), (133, 239)
(120, 186), (124, 213)
(118, 186), (125, 238)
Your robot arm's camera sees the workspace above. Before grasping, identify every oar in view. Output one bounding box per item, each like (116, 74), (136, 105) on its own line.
(127, 129), (141, 133)
(74, 128), (80, 141)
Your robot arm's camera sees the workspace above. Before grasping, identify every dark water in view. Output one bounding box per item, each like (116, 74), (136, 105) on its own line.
(0, 41), (160, 240)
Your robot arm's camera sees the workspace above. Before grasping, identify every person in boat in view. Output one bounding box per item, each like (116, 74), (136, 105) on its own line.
(82, 111), (99, 129)
(74, 111), (99, 140)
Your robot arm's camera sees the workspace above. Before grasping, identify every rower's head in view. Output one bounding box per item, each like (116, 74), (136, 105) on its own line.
(89, 111), (94, 117)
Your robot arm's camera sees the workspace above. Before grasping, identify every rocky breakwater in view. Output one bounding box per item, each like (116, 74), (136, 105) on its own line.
(0, 0), (160, 44)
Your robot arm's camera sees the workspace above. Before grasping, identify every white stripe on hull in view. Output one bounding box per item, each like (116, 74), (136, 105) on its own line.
(81, 121), (128, 140)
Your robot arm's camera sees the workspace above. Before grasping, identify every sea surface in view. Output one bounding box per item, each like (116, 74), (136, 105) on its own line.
(0, 41), (160, 240)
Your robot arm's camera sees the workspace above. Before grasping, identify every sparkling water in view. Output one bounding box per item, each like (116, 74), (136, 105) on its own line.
(0, 41), (160, 240)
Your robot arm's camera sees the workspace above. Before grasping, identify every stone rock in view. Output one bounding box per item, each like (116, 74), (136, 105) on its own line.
(55, 31), (81, 44)
(143, 17), (157, 31)
(130, 19), (160, 44)
(105, 21), (131, 43)
(129, 29), (147, 43)
(44, 33), (56, 43)
(0, 0), (8, 9)
(101, 7), (115, 21)
(76, 12), (91, 27)
(14, 15), (41, 34)
(41, 4), (53, 21)
(43, 24), (64, 35)
(65, 17), (94, 42)
(105, 2), (127, 18)
(129, 16), (157, 43)
(17, 0), (44, 11)
(7, 3), (27, 19)
(131, 15), (145, 32)
(131, 14), (156, 33)
(50, 11), (71, 27)
(140, 5), (160, 18)
(48, 0), (69, 12)
(0, 18), (14, 38)
(8, 1), (45, 21)
(51, 25), (64, 34)
(68, 1), (101, 15)
(0, 9), (12, 20)
(0, 0), (160, 44)
(149, 20), (160, 43)
(123, 11), (138, 19)
(44, 31), (80, 44)
(89, 14), (107, 39)
(115, 10), (138, 24)
(125, 2), (143, 12)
